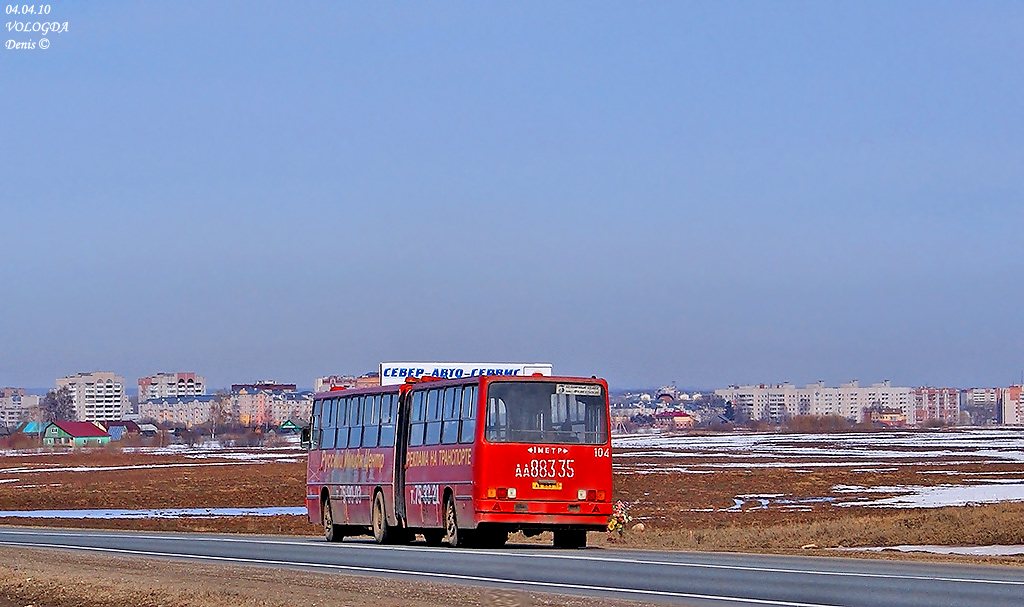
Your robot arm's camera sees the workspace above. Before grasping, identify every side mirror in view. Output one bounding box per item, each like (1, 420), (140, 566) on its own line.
(300, 427), (311, 450)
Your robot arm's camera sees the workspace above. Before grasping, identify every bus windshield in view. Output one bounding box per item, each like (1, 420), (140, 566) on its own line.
(485, 381), (608, 445)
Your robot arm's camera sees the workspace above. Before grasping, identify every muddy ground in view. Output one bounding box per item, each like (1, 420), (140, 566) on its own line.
(3, 447), (1024, 536)
(2, 445), (1024, 606)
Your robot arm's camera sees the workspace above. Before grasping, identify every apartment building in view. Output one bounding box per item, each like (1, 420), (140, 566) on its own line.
(138, 372), (206, 403)
(911, 388), (961, 426)
(0, 388), (39, 427)
(139, 387), (312, 429)
(233, 387), (312, 428)
(962, 388), (1000, 425)
(714, 383), (804, 423)
(139, 394), (221, 427)
(56, 372), (129, 422)
(314, 375), (356, 393)
(1001, 386), (1024, 425)
(716, 380), (934, 426)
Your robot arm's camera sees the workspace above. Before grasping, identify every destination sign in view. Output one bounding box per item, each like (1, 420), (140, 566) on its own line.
(379, 362), (552, 386)
(555, 384), (603, 396)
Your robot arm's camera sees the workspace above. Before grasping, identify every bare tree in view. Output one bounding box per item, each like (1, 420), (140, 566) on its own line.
(41, 386), (76, 422)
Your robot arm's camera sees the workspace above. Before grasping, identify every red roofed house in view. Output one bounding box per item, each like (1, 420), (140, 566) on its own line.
(654, 410), (695, 430)
(42, 421), (111, 447)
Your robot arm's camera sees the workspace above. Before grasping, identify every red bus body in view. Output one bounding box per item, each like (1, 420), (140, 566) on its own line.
(304, 375), (612, 548)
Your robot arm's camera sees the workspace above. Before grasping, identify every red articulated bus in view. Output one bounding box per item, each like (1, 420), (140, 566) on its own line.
(303, 374), (612, 548)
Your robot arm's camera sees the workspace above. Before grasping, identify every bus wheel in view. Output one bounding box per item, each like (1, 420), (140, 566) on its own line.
(323, 497), (344, 543)
(443, 496), (462, 547)
(553, 529), (586, 549)
(372, 491), (390, 544)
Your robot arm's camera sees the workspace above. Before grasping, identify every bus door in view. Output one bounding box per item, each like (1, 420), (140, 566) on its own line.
(403, 387), (445, 529)
(393, 387), (411, 527)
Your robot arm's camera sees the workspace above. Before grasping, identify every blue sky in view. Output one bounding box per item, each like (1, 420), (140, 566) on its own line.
(2, 1), (1022, 390)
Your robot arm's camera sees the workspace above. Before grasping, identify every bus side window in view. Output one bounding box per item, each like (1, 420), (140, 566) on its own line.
(349, 396), (363, 448)
(425, 389), (442, 445)
(380, 393), (396, 447)
(409, 391), (426, 447)
(321, 398), (336, 450)
(363, 394), (380, 448)
(321, 421), (336, 450)
(441, 387), (460, 445)
(459, 385), (476, 443)
(485, 397), (507, 441)
(364, 395), (377, 425)
(334, 397), (347, 448)
(311, 399), (323, 449)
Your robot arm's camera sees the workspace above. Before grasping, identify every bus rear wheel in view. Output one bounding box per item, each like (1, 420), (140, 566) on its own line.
(323, 497), (344, 543)
(372, 491), (390, 544)
(553, 529), (586, 549)
(443, 496), (464, 547)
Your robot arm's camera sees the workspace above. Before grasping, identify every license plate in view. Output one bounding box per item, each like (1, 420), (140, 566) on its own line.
(532, 481), (562, 490)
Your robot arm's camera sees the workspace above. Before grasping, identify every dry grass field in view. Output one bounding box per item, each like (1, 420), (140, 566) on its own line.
(3, 434), (1024, 607)
(2, 432), (1024, 563)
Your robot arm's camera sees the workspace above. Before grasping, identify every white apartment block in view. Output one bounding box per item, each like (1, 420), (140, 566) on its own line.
(139, 395), (220, 428)
(960, 388), (1000, 424)
(0, 389), (39, 427)
(715, 380), (927, 425)
(714, 383), (805, 423)
(138, 372), (206, 403)
(964, 388), (999, 408)
(56, 372), (129, 422)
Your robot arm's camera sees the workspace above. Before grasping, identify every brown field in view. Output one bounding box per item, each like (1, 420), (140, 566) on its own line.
(1, 444), (1023, 562)
(3, 442), (1024, 606)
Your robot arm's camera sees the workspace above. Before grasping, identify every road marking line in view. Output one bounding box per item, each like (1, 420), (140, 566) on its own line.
(0, 540), (843, 607)
(3, 528), (1021, 587)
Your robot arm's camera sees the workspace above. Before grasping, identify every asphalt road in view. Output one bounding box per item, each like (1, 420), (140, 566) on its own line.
(1, 527), (1022, 607)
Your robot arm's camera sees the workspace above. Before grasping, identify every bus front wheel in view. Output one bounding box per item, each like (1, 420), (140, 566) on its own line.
(323, 497), (344, 543)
